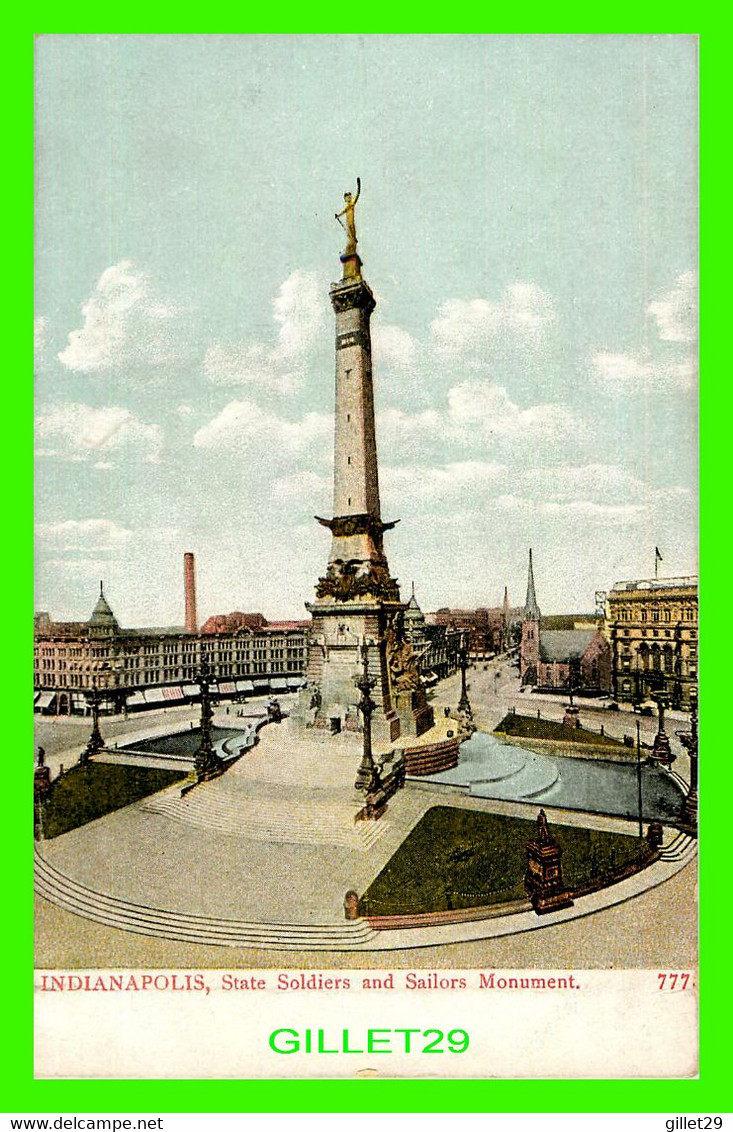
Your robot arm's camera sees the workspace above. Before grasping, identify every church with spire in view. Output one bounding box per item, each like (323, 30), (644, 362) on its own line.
(519, 549), (612, 695)
(520, 549), (541, 685)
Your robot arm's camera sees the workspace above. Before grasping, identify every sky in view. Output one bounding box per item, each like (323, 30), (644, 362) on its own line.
(34, 34), (698, 626)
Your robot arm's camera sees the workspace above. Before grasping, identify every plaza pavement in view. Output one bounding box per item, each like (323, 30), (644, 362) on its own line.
(34, 666), (697, 968)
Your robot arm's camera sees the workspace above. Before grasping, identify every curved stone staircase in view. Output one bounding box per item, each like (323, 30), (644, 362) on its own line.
(140, 787), (389, 851)
(34, 849), (379, 951)
(659, 830), (697, 862)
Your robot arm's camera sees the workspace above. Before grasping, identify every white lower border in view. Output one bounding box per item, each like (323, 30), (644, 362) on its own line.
(35, 967), (698, 1079)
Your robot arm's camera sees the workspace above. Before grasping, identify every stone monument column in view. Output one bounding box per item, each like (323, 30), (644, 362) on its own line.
(297, 181), (433, 745)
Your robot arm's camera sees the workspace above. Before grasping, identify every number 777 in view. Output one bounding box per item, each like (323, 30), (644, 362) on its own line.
(657, 973), (691, 990)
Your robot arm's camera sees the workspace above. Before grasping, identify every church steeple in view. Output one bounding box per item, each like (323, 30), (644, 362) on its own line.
(524, 549), (540, 622)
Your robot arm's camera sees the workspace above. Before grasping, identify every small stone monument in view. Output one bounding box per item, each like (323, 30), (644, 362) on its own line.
(344, 890), (360, 920)
(646, 822), (664, 851)
(34, 746), (51, 805)
(562, 705), (581, 728)
(525, 809), (574, 915)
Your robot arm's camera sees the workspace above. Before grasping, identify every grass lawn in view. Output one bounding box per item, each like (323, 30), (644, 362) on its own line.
(38, 762), (187, 839)
(360, 806), (648, 916)
(496, 711), (625, 747)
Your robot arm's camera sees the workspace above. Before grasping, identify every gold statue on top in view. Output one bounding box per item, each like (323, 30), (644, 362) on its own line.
(335, 177), (361, 256)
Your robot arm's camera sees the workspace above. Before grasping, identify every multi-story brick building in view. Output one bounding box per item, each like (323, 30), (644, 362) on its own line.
(34, 582), (460, 716)
(604, 576), (698, 708)
(34, 584), (309, 716)
(430, 594), (520, 658)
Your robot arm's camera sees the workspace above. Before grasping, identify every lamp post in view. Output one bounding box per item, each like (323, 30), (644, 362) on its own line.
(457, 635), (472, 720)
(34, 746), (51, 840)
(636, 719), (644, 838)
(193, 660), (225, 781)
(650, 690), (674, 765)
(677, 691), (698, 835)
(563, 671), (581, 728)
(79, 675), (105, 764)
(354, 640), (381, 793)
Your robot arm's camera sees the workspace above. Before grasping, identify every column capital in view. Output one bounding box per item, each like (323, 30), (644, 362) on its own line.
(330, 277), (376, 315)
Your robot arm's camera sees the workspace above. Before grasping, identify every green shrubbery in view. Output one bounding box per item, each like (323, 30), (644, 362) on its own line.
(38, 763), (186, 839)
(360, 806), (647, 916)
(496, 712), (625, 747)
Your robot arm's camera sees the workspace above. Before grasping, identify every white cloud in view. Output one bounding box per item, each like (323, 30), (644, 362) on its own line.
(381, 460), (666, 521)
(591, 351), (696, 392)
(430, 284), (555, 358)
(204, 270), (326, 394)
(372, 322), (418, 370)
(58, 260), (183, 374)
(270, 469), (331, 506)
(446, 382), (569, 438)
(522, 463), (648, 504)
(382, 460), (506, 508)
(35, 402), (163, 464)
(36, 518), (133, 553)
(193, 399), (331, 460)
(648, 271), (697, 344)
(34, 316), (48, 368)
(271, 269), (325, 360)
(377, 381), (575, 456)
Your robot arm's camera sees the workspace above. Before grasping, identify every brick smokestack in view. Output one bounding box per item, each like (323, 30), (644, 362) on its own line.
(184, 552), (198, 634)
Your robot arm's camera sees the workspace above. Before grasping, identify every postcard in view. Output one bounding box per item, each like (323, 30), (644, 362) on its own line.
(33, 33), (698, 1080)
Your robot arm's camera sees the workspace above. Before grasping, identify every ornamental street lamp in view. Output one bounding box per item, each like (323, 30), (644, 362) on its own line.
(193, 660), (225, 781)
(354, 640), (382, 794)
(677, 690), (698, 835)
(79, 675), (105, 764)
(457, 636), (472, 720)
(650, 690), (674, 766)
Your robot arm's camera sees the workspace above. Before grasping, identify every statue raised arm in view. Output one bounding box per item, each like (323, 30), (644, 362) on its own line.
(335, 177), (361, 255)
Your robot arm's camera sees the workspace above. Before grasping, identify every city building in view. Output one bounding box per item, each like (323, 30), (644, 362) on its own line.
(520, 550), (612, 695)
(34, 583), (309, 716)
(430, 594), (521, 658)
(604, 576), (698, 708)
(402, 585), (462, 684)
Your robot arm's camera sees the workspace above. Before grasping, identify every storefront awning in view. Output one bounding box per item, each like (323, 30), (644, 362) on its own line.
(126, 692), (146, 707)
(253, 679), (270, 689)
(144, 688), (165, 704)
(182, 684), (200, 697)
(236, 680), (254, 692)
(33, 691), (41, 704)
(287, 677), (304, 689)
(36, 692), (56, 709)
(162, 686), (184, 701)
(271, 678), (288, 691)
(219, 681), (236, 694)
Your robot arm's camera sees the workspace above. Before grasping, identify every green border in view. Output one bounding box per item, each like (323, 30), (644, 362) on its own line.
(11, 24), (724, 1115)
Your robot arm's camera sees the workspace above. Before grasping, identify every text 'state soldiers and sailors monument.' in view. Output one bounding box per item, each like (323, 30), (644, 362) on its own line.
(297, 180), (434, 745)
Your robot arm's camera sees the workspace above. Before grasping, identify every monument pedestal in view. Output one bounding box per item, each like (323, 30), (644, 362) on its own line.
(562, 705), (581, 728)
(525, 810), (574, 915)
